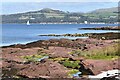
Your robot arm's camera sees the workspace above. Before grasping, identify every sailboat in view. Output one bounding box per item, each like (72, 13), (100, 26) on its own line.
(84, 21), (88, 24)
(27, 20), (30, 25)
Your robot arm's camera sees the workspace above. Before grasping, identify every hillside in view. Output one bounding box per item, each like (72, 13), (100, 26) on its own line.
(83, 7), (118, 23)
(2, 7), (118, 23)
(90, 7), (118, 13)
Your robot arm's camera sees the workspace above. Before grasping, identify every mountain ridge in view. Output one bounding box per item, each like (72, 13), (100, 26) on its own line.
(89, 7), (118, 13)
(3, 7), (118, 15)
(2, 7), (118, 23)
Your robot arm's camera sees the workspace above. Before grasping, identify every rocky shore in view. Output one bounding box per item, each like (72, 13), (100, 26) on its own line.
(39, 33), (89, 37)
(79, 26), (120, 30)
(1, 38), (120, 79)
(1, 24), (120, 79)
(39, 32), (120, 40)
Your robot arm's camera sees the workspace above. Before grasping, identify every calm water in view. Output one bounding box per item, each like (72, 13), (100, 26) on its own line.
(1, 24), (118, 46)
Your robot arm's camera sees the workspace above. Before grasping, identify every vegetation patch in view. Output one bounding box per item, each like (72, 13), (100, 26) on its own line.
(60, 60), (80, 69)
(68, 69), (79, 77)
(68, 49), (84, 56)
(86, 44), (119, 59)
(70, 43), (119, 60)
(22, 53), (49, 62)
(49, 57), (69, 62)
(49, 57), (80, 69)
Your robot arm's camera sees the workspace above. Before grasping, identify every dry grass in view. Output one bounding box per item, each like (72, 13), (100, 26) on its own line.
(70, 43), (119, 60)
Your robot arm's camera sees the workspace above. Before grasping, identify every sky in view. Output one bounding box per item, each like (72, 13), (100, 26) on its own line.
(1, 2), (118, 14)
(1, 0), (119, 2)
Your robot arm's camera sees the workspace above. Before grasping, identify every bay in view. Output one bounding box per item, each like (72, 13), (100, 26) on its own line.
(1, 24), (118, 46)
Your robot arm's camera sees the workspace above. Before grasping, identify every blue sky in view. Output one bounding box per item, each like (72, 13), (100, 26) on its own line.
(2, 2), (118, 14)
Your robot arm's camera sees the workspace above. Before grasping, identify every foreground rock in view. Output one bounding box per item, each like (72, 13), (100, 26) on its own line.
(2, 38), (117, 49)
(18, 61), (68, 78)
(1, 38), (120, 79)
(80, 59), (120, 75)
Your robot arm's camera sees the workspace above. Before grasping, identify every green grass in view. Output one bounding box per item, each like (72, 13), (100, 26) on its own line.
(87, 44), (119, 59)
(49, 57), (80, 69)
(22, 53), (48, 62)
(49, 57), (69, 62)
(86, 55), (118, 60)
(71, 43), (119, 60)
(68, 69), (79, 77)
(61, 60), (80, 69)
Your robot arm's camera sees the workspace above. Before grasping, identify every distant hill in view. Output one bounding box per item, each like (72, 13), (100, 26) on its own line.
(2, 7), (118, 24)
(25, 8), (66, 15)
(83, 7), (118, 23)
(90, 7), (118, 13)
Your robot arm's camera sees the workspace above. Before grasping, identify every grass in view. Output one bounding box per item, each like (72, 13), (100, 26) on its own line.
(86, 55), (118, 60)
(49, 57), (80, 69)
(86, 43), (119, 60)
(68, 49), (84, 56)
(22, 53), (48, 62)
(68, 69), (79, 77)
(71, 43), (119, 60)
(49, 57), (69, 62)
(61, 60), (80, 69)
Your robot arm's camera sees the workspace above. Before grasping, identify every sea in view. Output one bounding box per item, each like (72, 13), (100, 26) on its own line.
(1, 24), (118, 46)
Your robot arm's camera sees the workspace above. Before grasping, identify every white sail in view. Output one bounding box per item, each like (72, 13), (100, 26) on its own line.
(84, 21), (88, 24)
(27, 20), (30, 25)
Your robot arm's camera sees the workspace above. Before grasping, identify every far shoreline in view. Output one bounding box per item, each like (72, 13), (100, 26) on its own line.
(1, 23), (119, 25)
(1, 32), (120, 47)
(1, 37), (88, 47)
